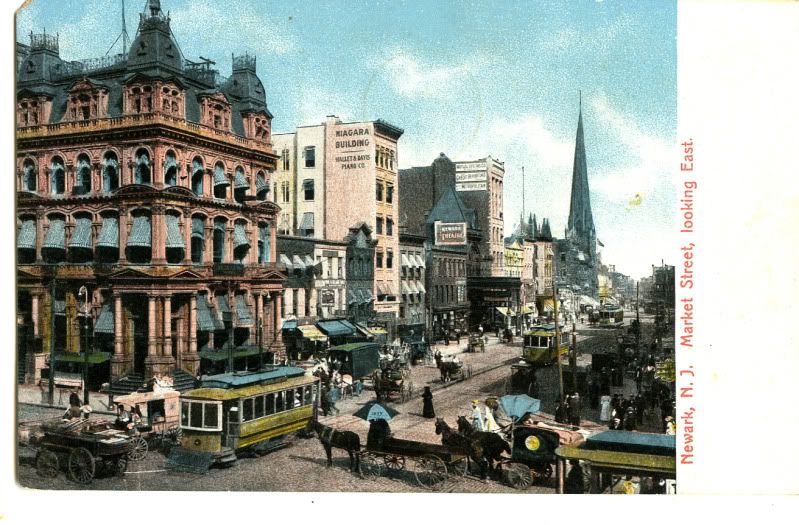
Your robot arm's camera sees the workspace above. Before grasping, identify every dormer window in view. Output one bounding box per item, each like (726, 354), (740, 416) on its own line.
(17, 99), (41, 128)
(64, 80), (108, 122)
(199, 93), (232, 131)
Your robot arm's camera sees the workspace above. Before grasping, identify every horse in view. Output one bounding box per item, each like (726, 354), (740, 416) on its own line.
(434, 418), (488, 480)
(456, 415), (511, 478)
(438, 360), (461, 382)
(311, 420), (361, 473)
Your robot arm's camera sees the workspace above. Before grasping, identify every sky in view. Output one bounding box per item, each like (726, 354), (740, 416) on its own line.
(16, 0), (677, 279)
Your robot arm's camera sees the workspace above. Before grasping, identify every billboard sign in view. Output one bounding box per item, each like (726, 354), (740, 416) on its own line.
(434, 222), (467, 245)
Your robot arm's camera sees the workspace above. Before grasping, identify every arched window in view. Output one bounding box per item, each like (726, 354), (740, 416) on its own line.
(191, 215), (205, 264)
(102, 152), (119, 193)
(134, 149), (151, 185)
(213, 162), (229, 199)
(50, 156), (65, 196)
(255, 171), (268, 201)
(213, 217), (227, 263)
(258, 222), (271, 264)
(164, 151), (177, 187)
(75, 154), (91, 195)
(22, 159), (36, 192)
(165, 211), (185, 264)
(191, 157), (204, 195)
(234, 166), (248, 203)
(233, 219), (250, 263)
(126, 209), (152, 263)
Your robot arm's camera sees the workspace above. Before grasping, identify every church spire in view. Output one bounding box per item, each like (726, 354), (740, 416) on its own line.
(566, 96), (595, 245)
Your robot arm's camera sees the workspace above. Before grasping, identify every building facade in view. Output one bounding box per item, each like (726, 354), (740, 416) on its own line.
(15, 1), (285, 387)
(398, 229), (426, 337)
(344, 223), (377, 324)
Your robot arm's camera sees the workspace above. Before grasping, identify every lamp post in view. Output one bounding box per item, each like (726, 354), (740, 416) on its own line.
(78, 285), (90, 405)
(227, 286), (234, 373)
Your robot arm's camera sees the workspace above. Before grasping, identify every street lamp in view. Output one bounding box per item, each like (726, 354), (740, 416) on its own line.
(78, 285), (90, 405)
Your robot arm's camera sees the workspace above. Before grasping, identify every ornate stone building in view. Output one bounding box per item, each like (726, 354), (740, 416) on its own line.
(15, 1), (285, 388)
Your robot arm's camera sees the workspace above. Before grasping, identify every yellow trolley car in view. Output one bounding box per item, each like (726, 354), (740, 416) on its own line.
(521, 324), (570, 366)
(598, 305), (624, 328)
(174, 366), (319, 468)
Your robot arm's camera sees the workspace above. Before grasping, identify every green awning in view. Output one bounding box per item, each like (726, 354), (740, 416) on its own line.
(196, 295), (217, 332)
(256, 175), (267, 194)
(17, 219), (36, 250)
(316, 319), (356, 337)
(199, 346), (262, 361)
(192, 217), (205, 239)
(52, 352), (111, 364)
(96, 216), (119, 248)
(127, 215), (151, 248)
(236, 294), (253, 327)
(166, 214), (185, 249)
(68, 217), (93, 249)
(94, 302), (114, 334)
(213, 165), (229, 187)
(348, 290), (358, 305)
(233, 222), (249, 248)
(234, 168), (248, 189)
(215, 295), (230, 329)
(43, 218), (65, 250)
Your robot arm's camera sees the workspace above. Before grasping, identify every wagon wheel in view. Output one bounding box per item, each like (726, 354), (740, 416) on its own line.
(505, 462), (534, 489)
(35, 449), (59, 479)
(383, 453), (405, 471)
(115, 456), (128, 477)
(413, 454), (448, 490)
(359, 453), (383, 480)
(451, 456), (471, 477)
(68, 447), (95, 484)
(127, 436), (149, 461)
(532, 463), (553, 483)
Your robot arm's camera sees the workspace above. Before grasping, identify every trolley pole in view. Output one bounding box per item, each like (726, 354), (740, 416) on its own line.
(553, 266), (563, 402)
(570, 322), (577, 393)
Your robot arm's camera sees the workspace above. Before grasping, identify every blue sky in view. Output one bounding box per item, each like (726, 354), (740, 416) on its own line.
(16, 0), (677, 279)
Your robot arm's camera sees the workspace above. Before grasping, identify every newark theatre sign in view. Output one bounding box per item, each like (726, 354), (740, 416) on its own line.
(434, 222), (467, 246)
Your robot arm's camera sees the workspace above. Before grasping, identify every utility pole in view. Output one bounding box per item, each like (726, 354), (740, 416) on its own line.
(553, 259), (563, 402)
(227, 286), (234, 373)
(79, 286), (90, 405)
(48, 278), (56, 405)
(570, 321), (577, 393)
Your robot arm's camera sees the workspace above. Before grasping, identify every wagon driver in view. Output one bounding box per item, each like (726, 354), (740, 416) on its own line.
(471, 400), (485, 431)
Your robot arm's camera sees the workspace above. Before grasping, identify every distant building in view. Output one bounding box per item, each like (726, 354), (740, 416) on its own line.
(398, 227), (426, 337)
(344, 223), (377, 325)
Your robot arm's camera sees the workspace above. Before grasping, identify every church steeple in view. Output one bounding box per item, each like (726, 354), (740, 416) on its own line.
(566, 97), (595, 247)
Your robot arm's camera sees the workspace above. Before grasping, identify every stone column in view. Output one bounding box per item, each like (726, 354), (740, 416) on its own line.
(35, 208), (45, 262)
(163, 294), (172, 357)
(255, 293), (263, 347)
(297, 288), (306, 318)
(263, 294), (273, 343)
(31, 293), (40, 338)
(110, 292), (130, 379)
(151, 204), (166, 265)
(118, 208), (128, 263)
(273, 291), (285, 361)
(225, 224), (234, 263)
(189, 293), (197, 354)
(249, 223), (259, 265)
(147, 294), (157, 356)
(284, 287), (294, 318)
(204, 221), (214, 265)
(182, 209), (192, 264)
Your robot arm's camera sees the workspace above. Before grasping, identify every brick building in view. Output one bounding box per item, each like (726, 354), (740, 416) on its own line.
(15, 1), (285, 387)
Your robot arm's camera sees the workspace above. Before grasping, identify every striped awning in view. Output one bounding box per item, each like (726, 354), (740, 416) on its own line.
(96, 216), (119, 249)
(236, 295), (253, 327)
(292, 255), (305, 270)
(192, 217), (205, 239)
(348, 290), (358, 305)
(68, 217), (93, 249)
(298, 325), (327, 341)
(401, 254), (411, 268)
(213, 165), (229, 187)
(303, 255), (315, 268)
(362, 289), (374, 304)
(415, 255), (425, 268)
(42, 217), (65, 250)
(196, 295), (217, 332)
(166, 214), (185, 249)
(127, 215), (152, 248)
(164, 153), (177, 169)
(213, 296), (228, 330)
(233, 222), (249, 248)
(408, 281), (419, 294)
(94, 302), (114, 334)
(416, 281), (425, 294)
(234, 169), (248, 189)
(401, 282), (411, 295)
(299, 212), (314, 232)
(279, 254), (293, 270)
(192, 158), (203, 175)
(256, 174), (267, 194)
(17, 219), (36, 249)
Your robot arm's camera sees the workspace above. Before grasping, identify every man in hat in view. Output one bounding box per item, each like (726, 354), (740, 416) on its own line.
(564, 459), (585, 494)
(665, 416), (676, 435)
(471, 400), (484, 431)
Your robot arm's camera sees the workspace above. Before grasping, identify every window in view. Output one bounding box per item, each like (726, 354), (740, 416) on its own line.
(282, 148), (290, 171)
(75, 155), (91, 195)
(191, 158), (204, 195)
(180, 400), (221, 431)
(242, 398), (254, 421)
(376, 181), (383, 201)
(50, 157), (65, 195)
(376, 251), (383, 268)
(387, 250), (393, 269)
(254, 395), (265, 419)
(386, 183), (394, 204)
(303, 179), (314, 200)
(22, 159), (37, 192)
(134, 149), (151, 185)
(276, 390), (285, 412)
(213, 218), (226, 263)
(386, 218), (393, 236)
(376, 217), (383, 235)
(281, 181), (290, 203)
(265, 393), (275, 415)
(191, 216), (205, 264)
(304, 146), (315, 168)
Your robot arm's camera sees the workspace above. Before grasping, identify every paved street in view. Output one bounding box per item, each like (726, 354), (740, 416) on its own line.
(16, 318), (659, 492)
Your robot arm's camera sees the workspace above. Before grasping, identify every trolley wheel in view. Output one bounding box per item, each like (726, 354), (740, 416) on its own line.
(115, 456), (128, 477)
(413, 454), (448, 490)
(128, 436), (149, 461)
(359, 454), (383, 480)
(505, 462), (534, 489)
(68, 447), (95, 484)
(35, 449), (59, 479)
(383, 453), (405, 471)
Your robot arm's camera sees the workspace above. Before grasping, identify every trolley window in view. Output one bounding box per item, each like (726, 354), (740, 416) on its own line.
(265, 393), (275, 415)
(181, 400), (222, 431)
(276, 391), (285, 412)
(304, 385), (313, 405)
(242, 398), (254, 422)
(254, 395), (265, 419)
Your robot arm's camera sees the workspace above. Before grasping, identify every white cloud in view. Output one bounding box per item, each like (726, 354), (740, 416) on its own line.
(294, 86), (355, 127)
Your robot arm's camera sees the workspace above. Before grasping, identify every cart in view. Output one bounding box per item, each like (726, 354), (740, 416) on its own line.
(467, 334), (485, 353)
(372, 368), (413, 403)
(360, 436), (467, 490)
(500, 422), (585, 489)
(113, 389), (182, 460)
(30, 418), (133, 484)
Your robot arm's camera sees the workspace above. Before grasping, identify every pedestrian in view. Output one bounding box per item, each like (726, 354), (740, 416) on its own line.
(624, 407), (636, 431)
(564, 460), (585, 494)
(478, 324), (484, 337)
(635, 394), (645, 426)
(589, 378), (600, 409)
(555, 400), (567, 424)
(320, 386), (330, 416)
(444, 331), (450, 346)
(569, 393), (582, 426)
(422, 386), (435, 418)
(471, 400), (485, 431)
(328, 385), (340, 415)
(599, 394), (611, 422)
(665, 416), (676, 435)
(484, 404), (498, 432)
(455, 331), (460, 345)
(69, 389), (81, 408)
(434, 348), (442, 369)
(635, 367), (643, 393)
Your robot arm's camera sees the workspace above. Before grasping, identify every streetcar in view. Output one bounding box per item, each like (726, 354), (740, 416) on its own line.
(171, 366), (319, 468)
(521, 324), (570, 366)
(598, 304), (624, 328)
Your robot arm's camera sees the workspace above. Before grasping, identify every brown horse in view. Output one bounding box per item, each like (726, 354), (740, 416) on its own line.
(312, 420), (361, 472)
(435, 418), (489, 480)
(456, 415), (511, 478)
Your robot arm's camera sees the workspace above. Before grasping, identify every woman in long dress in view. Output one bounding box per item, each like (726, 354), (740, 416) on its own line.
(600, 395), (612, 422)
(484, 405), (498, 432)
(471, 401), (485, 431)
(422, 387), (435, 418)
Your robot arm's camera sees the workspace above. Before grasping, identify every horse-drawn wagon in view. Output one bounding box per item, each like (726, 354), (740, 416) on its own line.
(113, 389), (182, 460)
(28, 418), (133, 484)
(500, 423), (585, 489)
(371, 367), (412, 403)
(467, 334), (485, 353)
(437, 355), (471, 382)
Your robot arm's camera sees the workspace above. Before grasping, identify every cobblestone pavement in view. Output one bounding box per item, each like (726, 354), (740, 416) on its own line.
(16, 317), (665, 492)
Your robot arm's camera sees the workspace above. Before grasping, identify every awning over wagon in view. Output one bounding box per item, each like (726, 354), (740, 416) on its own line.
(52, 352), (111, 364)
(316, 319), (356, 337)
(297, 324), (327, 341)
(580, 295), (600, 307)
